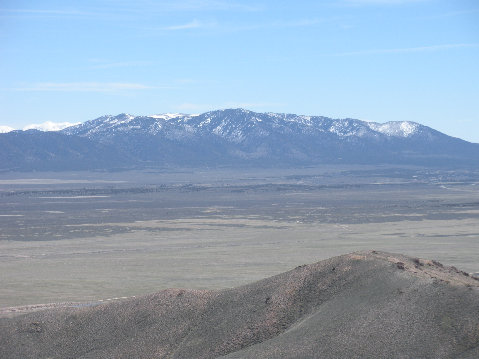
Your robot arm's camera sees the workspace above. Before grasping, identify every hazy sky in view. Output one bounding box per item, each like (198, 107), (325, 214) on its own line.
(1, 0), (478, 142)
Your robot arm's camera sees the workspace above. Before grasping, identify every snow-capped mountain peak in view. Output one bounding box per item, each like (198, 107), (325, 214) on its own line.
(3, 108), (477, 171)
(367, 121), (420, 138)
(103, 113), (135, 124)
(0, 125), (15, 133)
(61, 109), (430, 143)
(23, 121), (81, 132)
(149, 113), (194, 120)
(1, 121), (82, 133)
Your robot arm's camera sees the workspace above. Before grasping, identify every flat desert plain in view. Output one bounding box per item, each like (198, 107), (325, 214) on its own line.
(1, 166), (478, 312)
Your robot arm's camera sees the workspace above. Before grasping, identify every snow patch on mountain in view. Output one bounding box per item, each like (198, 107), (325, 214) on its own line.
(105, 114), (135, 125)
(367, 121), (419, 137)
(23, 121), (81, 132)
(150, 113), (195, 120)
(325, 118), (379, 138)
(0, 126), (15, 133)
(60, 109), (430, 145)
(198, 117), (212, 127)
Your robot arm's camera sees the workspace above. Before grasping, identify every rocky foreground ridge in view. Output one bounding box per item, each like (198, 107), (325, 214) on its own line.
(1, 250), (478, 358)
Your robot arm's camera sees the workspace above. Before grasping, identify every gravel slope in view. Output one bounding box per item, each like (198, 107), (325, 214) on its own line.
(1, 250), (478, 358)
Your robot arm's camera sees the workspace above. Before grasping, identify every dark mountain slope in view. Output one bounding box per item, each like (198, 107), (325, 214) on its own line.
(2, 109), (479, 170)
(63, 109), (479, 164)
(0, 130), (135, 171)
(1, 251), (478, 358)
(63, 109), (479, 167)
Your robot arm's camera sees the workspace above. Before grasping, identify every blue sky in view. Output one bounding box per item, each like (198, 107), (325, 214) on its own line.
(1, 0), (478, 142)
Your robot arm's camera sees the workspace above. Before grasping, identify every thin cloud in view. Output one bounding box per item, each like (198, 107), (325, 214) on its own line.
(0, 8), (92, 17)
(0, 1), (263, 21)
(342, 0), (428, 5)
(153, 17), (322, 34)
(144, 0), (262, 12)
(220, 18), (325, 33)
(73, 0), (262, 15)
(333, 43), (479, 56)
(15, 82), (161, 92)
(164, 19), (207, 30)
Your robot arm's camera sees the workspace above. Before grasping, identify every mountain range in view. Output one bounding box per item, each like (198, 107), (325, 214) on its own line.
(1, 109), (478, 171)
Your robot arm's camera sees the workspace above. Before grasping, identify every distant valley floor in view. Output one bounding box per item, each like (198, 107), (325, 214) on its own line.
(1, 166), (478, 308)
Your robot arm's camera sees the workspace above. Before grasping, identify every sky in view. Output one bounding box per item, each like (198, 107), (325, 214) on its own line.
(0, 0), (478, 142)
